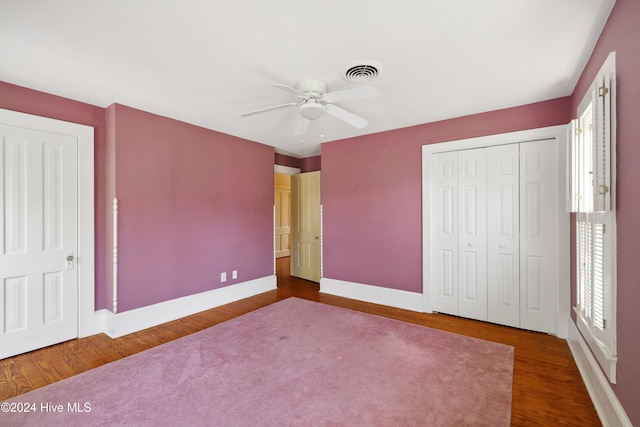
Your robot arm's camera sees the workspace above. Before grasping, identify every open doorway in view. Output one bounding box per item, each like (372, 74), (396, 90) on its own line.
(273, 165), (321, 283)
(274, 173), (291, 259)
(274, 165), (299, 282)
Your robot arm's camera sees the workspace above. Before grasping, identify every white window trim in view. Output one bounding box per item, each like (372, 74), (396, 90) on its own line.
(571, 51), (617, 383)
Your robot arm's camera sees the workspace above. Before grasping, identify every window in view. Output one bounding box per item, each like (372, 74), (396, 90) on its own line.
(567, 52), (617, 382)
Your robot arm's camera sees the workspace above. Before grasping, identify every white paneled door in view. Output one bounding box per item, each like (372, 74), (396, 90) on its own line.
(430, 139), (558, 334)
(487, 144), (520, 328)
(457, 149), (487, 321)
(519, 140), (557, 333)
(432, 148), (488, 322)
(431, 151), (458, 316)
(1, 124), (78, 359)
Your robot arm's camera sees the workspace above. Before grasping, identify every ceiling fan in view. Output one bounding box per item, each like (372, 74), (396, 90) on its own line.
(241, 78), (380, 129)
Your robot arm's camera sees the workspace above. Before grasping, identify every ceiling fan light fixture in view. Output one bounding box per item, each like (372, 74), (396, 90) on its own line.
(299, 102), (324, 120)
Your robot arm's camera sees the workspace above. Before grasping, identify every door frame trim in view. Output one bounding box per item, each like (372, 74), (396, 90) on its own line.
(0, 108), (95, 338)
(421, 124), (570, 337)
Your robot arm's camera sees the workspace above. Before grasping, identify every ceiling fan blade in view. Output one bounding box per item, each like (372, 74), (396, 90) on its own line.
(325, 104), (368, 129)
(240, 102), (298, 117)
(322, 86), (380, 103)
(269, 84), (306, 98)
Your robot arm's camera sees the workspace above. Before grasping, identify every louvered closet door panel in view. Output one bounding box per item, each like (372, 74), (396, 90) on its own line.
(487, 144), (520, 328)
(430, 152), (459, 316)
(457, 148), (487, 321)
(519, 140), (557, 334)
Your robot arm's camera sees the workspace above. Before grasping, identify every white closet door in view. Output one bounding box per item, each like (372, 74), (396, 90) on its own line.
(519, 140), (557, 334)
(487, 144), (520, 327)
(430, 152), (458, 316)
(457, 149), (487, 321)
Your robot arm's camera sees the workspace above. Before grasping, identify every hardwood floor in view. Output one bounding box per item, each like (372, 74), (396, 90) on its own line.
(1, 257), (601, 426)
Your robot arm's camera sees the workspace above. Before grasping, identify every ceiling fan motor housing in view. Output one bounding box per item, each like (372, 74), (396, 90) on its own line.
(296, 78), (329, 120)
(295, 78), (328, 96)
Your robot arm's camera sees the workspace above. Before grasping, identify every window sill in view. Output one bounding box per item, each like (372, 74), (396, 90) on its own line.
(574, 307), (617, 383)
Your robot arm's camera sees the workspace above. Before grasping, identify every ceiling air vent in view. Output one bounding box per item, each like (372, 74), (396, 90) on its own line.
(343, 61), (381, 82)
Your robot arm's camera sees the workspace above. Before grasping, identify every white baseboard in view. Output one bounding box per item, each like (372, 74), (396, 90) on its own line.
(567, 320), (632, 427)
(102, 275), (277, 338)
(91, 309), (110, 336)
(320, 277), (423, 312)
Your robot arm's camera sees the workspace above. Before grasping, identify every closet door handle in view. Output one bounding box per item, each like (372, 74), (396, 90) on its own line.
(499, 244), (506, 249)
(467, 242), (474, 248)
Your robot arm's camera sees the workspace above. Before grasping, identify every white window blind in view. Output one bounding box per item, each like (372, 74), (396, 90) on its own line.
(592, 222), (605, 330)
(577, 215), (608, 331)
(577, 219), (591, 320)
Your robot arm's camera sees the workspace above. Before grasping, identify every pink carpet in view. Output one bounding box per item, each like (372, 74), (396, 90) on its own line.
(1, 297), (514, 426)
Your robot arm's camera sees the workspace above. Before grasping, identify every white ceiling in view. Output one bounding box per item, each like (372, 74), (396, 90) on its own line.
(0, 0), (615, 158)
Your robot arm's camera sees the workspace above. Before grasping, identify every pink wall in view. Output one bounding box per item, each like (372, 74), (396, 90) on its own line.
(107, 104), (275, 311)
(0, 81), (108, 310)
(104, 105), (117, 311)
(1, 82), (277, 313)
(300, 155), (321, 172)
(275, 153), (321, 172)
(322, 96), (572, 292)
(569, 0), (640, 423)
(274, 152), (300, 169)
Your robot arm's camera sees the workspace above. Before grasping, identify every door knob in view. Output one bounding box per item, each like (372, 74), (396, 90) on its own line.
(467, 242), (474, 247)
(499, 244), (506, 249)
(65, 252), (75, 270)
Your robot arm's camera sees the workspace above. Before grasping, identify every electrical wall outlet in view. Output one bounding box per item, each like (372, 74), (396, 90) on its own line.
(232, 270), (238, 279)
(220, 272), (227, 282)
